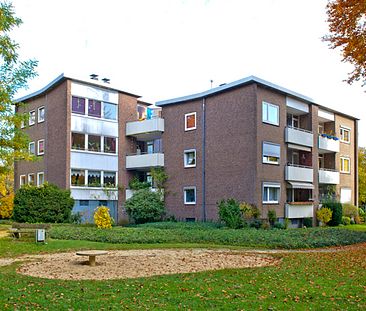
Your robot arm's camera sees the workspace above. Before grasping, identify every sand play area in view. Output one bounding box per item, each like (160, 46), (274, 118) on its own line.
(10, 249), (280, 280)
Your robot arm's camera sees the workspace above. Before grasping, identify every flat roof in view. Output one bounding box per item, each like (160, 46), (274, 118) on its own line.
(16, 73), (141, 102)
(156, 75), (358, 120)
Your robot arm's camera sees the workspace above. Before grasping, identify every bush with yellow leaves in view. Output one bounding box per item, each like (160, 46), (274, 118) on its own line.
(93, 206), (113, 229)
(0, 193), (14, 219)
(316, 207), (332, 226)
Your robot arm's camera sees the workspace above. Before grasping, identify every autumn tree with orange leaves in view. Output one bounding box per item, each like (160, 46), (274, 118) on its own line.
(323, 0), (366, 86)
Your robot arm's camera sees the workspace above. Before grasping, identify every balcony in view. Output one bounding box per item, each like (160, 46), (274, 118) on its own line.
(285, 164), (313, 182)
(285, 126), (313, 148)
(285, 203), (314, 219)
(126, 152), (164, 170)
(126, 118), (164, 141)
(318, 135), (340, 153)
(126, 188), (159, 200)
(319, 168), (340, 184)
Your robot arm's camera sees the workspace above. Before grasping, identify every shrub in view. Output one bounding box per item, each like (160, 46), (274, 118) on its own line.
(261, 221), (270, 230)
(342, 216), (351, 225)
(0, 193), (14, 219)
(273, 222), (285, 229)
(125, 188), (165, 224)
(69, 212), (83, 224)
(240, 202), (260, 220)
(249, 219), (262, 229)
(322, 200), (342, 226)
(316, 207), (332, 226)
(13, 183), (74, 223)
(303, 217), (313, 228)
(342, 204), (358, 218)
(354, 215), (362, 224)
(218, 199), (242, 229)
(94, 206), (113, 229)
(267, 210), (276, 226)
(128, 177), (151, 190)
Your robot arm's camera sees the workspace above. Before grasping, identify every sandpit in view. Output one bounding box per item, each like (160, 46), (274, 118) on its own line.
(15, 249), (280, 280)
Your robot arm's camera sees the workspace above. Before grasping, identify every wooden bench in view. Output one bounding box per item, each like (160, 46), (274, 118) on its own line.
(76, 250), (108, 266)
(9, 223), (50, 241)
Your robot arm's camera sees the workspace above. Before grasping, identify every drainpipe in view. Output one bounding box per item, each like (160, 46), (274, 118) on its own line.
(202, 97), (207, 221)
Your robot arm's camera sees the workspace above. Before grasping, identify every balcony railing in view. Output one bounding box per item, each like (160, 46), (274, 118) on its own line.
(318, 135), (340, 153)
(285, 126), (313, 147)
(285, 163), (313, 182)
(126, 117), (164, 141)
(318, 168), (340, 184)
(285, 203), (314, 219)
(126, 152), (164, 170)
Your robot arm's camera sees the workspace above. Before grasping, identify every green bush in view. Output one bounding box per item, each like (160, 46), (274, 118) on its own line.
(342, 204), (358, 218)
(128, 177), (151, 190)
(239, 202), (260, 220)
(250, 219), (263, 229)
(12, 183), (74, 223)
(273, 222), (285, 229)
(322, 200), (342, 226)
(125, 188), (165, 224)
(303, 217), (313, 228)
(218, 199), (242, 229)
(316, 208), (332, 226)
(342, 216), (351, 225)
(267, 210), (276, 225)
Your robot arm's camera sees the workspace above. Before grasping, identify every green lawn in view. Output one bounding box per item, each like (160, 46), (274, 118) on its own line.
(0, 237), (365, 310)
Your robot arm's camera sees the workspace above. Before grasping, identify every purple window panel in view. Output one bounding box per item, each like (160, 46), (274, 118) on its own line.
(72, 96), (85, 114)
(88, 100), (101, 118)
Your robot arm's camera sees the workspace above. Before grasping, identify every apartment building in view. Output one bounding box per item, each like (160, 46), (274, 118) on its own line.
(156, 76), (358, 226)
(14, 73), (164, 223)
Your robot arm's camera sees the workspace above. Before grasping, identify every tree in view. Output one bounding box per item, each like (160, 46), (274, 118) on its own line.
(0, 164), (14, 218)
(0, 2), (38, 174)
(359, 147), (366, 205)
(323, 0), (366, 86)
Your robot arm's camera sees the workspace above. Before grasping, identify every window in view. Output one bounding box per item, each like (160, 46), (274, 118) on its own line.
(104, 171), (116, 187)
(28, 174), (35, 185)
(29, 142), (35, 155)
(340, 126), (350, 143)
(88, 170), (101, 187)
(72, 96), (85, 114)
(37, 172), (44, 186)
(80, 200), (89, 206)
(184, 149), (196, 168)
(88, 135), (101, 152)
(263, 182), (280, 204)
(262, 142), (280, 165)
(88, 99), (101, 118)
(71, 133), (85, 150)
(103, 102), (117, 120)
(184, 187), (196, 204)
(71, 169), (85, 186)
(340, 188), (352, 203)
(99, 200), (108, 206)
(104, 136), (116, 154)
(37, 139), (45, 155)
(262, 102), (279, 126)
(185, 112), (196, 131)
(38, 107), (45, 123)
(340, 157), (350, 173)
(20, 175), (26, 187)
(147, 141), (154, 154)
(29, 111), (36, 125)
(137, 105), (147, 120)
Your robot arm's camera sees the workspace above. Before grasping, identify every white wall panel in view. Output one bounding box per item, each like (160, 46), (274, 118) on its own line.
(71, 151), (118, 171)
(71, 115), (118, 137)
(71, 82), (118, 104)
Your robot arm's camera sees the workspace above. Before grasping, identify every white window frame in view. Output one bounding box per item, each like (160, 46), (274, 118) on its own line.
(262, 142), (280, 165)
(340, 126), (351, 143)
(340, 156), (351, 173)
(184, 186), (196, 205)
(262, 182), (281, 204)
(184, 149), (196, 168)
(29, 110), (36, 126)
(37, 139), (45, 155)
(340, 187), (352, 204)
(262, 101), (279, 126)
(29, 141), (35, 155)
(20, 175), (26, 186)
(28, 173), (35, 185)
(185, 112), (197, 131)
(37, 172), (44, 186)
(38, 106), (45, 123)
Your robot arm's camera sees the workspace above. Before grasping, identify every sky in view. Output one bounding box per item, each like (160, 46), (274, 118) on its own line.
(11, 0), (366, 146)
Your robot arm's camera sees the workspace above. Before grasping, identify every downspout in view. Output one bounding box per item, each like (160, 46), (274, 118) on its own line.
(202, 97), (207, 221)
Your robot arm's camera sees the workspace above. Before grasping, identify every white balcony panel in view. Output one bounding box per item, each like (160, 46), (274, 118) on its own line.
(71, 115), (118, 137)
(318, 136), (340, 153)
(318, 109), (334, 122)
(286, 97), (309, 113)
(285, 204), (314, 219)
(126, 188), (159, 200)
(71, 188), (118, 200)
(126, 153), (164, 170)
(71, 151), (118, 171)
(126, 118), (164, 141)
(285, 165), (313, 182)
(285, 127), (313, 147)
(319, 169), (340, 184)
(71, 82), (118, 104)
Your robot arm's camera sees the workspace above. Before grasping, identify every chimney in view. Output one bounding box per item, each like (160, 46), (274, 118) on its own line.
(102, 78), (110, 84)
(90, 74), (99, 80)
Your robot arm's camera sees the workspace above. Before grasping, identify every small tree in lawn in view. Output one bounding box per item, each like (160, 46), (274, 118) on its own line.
(94, 206), (113, 229)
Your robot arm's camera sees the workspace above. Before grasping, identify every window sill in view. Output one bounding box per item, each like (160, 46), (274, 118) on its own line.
(70, 186), (118, 190)
(262, 161), (280, 166)
(184, 165), (196, 168)
(71, 113), (118, 123)
(262, 202), (279, 205)
(185, 127), (197, 132)
(262, 121), (279, 127)
(184, 202), (196, 205)
(71, 149), (118, 156)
